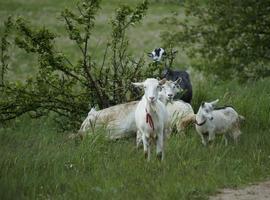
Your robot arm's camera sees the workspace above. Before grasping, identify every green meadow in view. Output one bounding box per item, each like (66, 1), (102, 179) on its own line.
(0, 0), (270, 199)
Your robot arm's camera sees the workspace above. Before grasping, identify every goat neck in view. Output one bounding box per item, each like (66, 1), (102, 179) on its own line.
(195, 108), (207, 126)
(143, 95), (159, 131)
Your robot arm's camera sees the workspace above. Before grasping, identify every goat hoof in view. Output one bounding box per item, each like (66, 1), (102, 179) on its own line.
(144, 151), (148, 159)
(157, 152), (162, 161)
(208, 140), (214, 146)
(202, 141), (207, 146)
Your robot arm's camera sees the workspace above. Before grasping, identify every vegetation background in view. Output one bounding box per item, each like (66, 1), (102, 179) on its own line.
(0, 0), (269, 199)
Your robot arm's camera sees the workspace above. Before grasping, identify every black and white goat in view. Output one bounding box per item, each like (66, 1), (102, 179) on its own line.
(161, 67), (193, 103)
(148, 47), (193, 103)
(147, 48), (166, 62)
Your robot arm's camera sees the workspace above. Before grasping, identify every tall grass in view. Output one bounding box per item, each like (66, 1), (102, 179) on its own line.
(1, 78), (269, 199)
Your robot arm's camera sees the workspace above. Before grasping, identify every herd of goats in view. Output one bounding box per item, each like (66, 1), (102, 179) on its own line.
(74, 48), (245, 161)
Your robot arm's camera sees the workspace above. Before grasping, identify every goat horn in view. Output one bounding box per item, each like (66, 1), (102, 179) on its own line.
(159, 78), (167, 85)
(174, 77), (182, 84)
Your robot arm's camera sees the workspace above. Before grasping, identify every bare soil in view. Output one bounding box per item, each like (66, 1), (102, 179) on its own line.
(210, 181), (270, 200)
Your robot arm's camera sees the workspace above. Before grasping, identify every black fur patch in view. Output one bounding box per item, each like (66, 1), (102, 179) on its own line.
(202, 132), (209, 136)
(161, 67), (192, 103)
(154, 48), (161, 57)
(214, 105), (235, 110)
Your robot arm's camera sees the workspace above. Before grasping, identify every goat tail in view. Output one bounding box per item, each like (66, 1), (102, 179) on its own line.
(178, 114), (196, 131)
(238, 115), (245, 122)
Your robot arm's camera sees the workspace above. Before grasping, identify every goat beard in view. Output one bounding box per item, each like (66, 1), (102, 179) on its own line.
(167, 98), (173, 104)
(148, 102), (159, 114)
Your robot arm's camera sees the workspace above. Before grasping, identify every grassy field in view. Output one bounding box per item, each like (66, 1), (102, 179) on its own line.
(1, 0), (270, 199)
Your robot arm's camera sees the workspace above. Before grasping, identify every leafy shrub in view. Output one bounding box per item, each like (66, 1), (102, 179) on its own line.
(161, 0), (270, 80)
(0, 0), (168, 131)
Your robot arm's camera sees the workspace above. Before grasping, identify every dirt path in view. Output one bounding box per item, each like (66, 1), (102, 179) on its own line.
(210, 181), (270, 200)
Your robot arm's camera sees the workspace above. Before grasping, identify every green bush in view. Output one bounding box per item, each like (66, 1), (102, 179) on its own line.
(161, 0), (270, 80)
(0, 0), (168, 131)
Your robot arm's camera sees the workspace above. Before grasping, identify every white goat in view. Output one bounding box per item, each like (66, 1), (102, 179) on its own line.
(132, 78), (168, 161)
(195, 99), (244, 146)
(158, 79), (195, 133)
(158, 79), (182, 105)
(166, 101), (195, 134)
(78, 101), (138, 140)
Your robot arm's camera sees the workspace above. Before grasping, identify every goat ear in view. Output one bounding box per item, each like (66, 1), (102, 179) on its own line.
(131, 82), (144, 88)
(159, 78), (167, 85)
(201, 102), (205, 107)
(210, 99), (219, 106)
(161, 68), (169, 78)
(91, 107), (97, 112)
(172, 50), (178, 55)
(174, 77), (182, 85)
(89, 107), (97, 115)
(147, 52), (152, 57)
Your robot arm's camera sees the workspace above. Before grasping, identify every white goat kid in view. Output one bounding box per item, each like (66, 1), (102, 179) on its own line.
(195, 99), (244, 146)
(158, 79), (182, 104)
(132, 78), (168, 161)
(155, 79), (195, 134)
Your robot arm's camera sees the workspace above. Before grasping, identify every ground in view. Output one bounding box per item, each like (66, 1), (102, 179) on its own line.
(210, 181), (270, 200)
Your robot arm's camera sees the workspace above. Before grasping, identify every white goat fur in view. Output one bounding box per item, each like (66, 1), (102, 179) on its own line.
(78, 101), (137, 140)
(166, 101), (195, 133)
(136, 80), (194, 146)
(158, 80), (195, 133)
(195, 99), (244, 146)
(132, 78), (168, 161)
(77, 80), (194, 141)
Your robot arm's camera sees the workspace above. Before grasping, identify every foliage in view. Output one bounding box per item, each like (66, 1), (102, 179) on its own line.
(0, 17), (13, 85)
(151, 0), (185, 4)
(161, 0), (270, 80)
(0, 0), (165, 131)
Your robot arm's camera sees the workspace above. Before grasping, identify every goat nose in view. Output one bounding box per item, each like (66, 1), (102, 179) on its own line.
(168, 94), (173, 97)
(149, 97), (155, 101)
